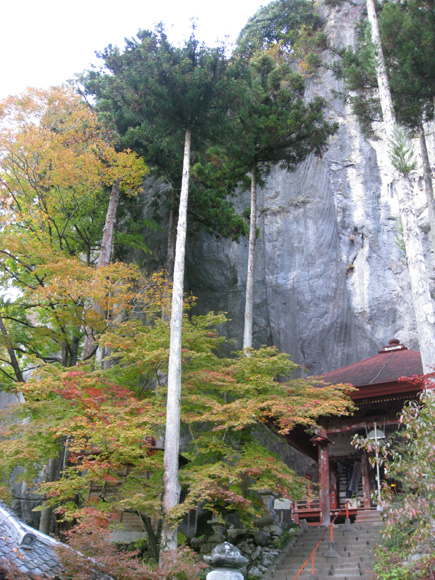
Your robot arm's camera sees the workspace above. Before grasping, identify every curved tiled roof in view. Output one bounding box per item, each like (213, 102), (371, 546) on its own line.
(0, 502), (116, 580)
(0, 502), (63, 578)
(321, 339), (423, 389)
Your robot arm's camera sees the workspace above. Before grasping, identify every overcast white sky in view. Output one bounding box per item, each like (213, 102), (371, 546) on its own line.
(1, 0), (267, 99)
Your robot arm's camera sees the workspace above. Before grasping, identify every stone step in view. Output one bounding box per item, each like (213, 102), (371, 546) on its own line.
(293, 538), (326, 545)
(276, 555), (371, 567)
(324, 546), (375, 556)
(267, 519), (383, 580)
(294, 533), (325, 541)
(326, 541), (377, 548)
(273, 572), (367, 580)
(355, 510), (382, 524)
(332, 576), (367, 580)
(333, 563), (368, 572)
(337, 526), (382, 533)
(273, 568), (372, 580)
(276, 558), (371, 573)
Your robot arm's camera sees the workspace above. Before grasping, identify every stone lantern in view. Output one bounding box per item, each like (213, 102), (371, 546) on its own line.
(204, 542), (249, 580)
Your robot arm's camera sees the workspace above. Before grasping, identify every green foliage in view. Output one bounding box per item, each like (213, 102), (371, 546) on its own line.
(0, 307), (353, 535)
(0, 254), (150, 376)
(378, 0), (435, 128)
(381, 390), (435, 553)
(354, 378), (435, 579)
(80, 28), (246, 245)
(389, 126), (416, 175)
(394, 218), (406, 259)
(331, 19), (381, 135)
(235, 0), (329, 81)
(209, 53), (338, 198)
(0, 87), (148, 379)
(235, 0), (321, 59)
(323, 0), (347, 6)
(373, 547), (411, 580)
(273, 526), (298, 549)
(188, 156), (249, 241)
(332, 0), (435, 132)
(113, 194), (159, 261)
(374, 546), (435, 580)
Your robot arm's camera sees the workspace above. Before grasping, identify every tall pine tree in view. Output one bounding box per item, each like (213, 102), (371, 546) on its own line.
(225, 53), (337, 351)
(82, 29), (233, 552)
(80, 29), (245, 280)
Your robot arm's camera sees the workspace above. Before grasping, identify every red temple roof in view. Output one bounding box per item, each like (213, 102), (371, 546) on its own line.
(321, 339), (423, 400)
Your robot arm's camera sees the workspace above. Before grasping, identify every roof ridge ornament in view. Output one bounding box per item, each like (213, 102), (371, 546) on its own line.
(380, 338), (407, 353)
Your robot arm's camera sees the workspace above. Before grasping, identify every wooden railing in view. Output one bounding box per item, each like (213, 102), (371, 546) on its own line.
(294, 496), (321, 524)
(295, 498), (320, 510)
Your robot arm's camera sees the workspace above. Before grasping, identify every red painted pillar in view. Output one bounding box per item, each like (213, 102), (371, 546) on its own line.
(319, 442), (330, 526)
(330, 469), (338, 509)
(361, 452), (371, 509)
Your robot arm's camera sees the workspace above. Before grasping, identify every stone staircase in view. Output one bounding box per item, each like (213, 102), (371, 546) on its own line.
(267, 518), (383, 580)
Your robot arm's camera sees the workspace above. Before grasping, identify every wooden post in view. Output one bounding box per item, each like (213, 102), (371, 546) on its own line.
(319, 442), (331, 526)
(330, 469), (338, 509)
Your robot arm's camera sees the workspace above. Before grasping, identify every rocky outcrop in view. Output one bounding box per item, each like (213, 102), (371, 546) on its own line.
(185, 0), (434, 375)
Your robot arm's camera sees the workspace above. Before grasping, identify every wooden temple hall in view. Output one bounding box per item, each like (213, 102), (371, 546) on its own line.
(286, 338), (424, 526)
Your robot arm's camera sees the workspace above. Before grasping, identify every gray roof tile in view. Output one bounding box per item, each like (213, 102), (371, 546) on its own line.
(0, 502), (114, 580)
(0, 501), (62, 578)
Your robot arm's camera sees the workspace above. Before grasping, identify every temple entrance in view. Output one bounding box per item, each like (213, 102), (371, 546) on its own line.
(333, 460), (364, 508)
(289, 339), (424, 526)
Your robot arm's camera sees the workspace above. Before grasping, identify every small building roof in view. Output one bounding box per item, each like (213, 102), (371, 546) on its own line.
(322, 339), (422, 386)
(286, 339), (423, 459)
(0, 501), (63, 578)
(0, 502), (115, 580)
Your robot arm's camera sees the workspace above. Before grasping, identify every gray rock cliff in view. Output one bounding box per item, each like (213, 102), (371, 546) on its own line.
(185, 0), (434, 375)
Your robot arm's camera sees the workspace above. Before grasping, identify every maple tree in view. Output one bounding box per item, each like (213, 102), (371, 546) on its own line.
(0, 20), (354, 573)
(0, 82), (352, 566)
(0, 87), (148, 379)
(0, 87), (147, 260)
(0, 306), (353, 561)
(56, 512), (207, 580)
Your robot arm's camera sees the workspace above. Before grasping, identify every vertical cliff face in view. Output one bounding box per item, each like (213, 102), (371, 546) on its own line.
(186, 0), (433, 375)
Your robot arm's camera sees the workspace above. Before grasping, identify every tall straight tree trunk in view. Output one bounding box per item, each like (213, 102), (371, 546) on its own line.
(366, 0), (435, 372)
(166, 192), (177, 283)
(162, 193), (177, 322)
(97, 181), (120, 269)
(243, 165), (257, 353)
(82, 181), (120, 361)
(366, 0), (395, 129)
(161, 128), (192, 555)
(418, 124), (435, 254)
